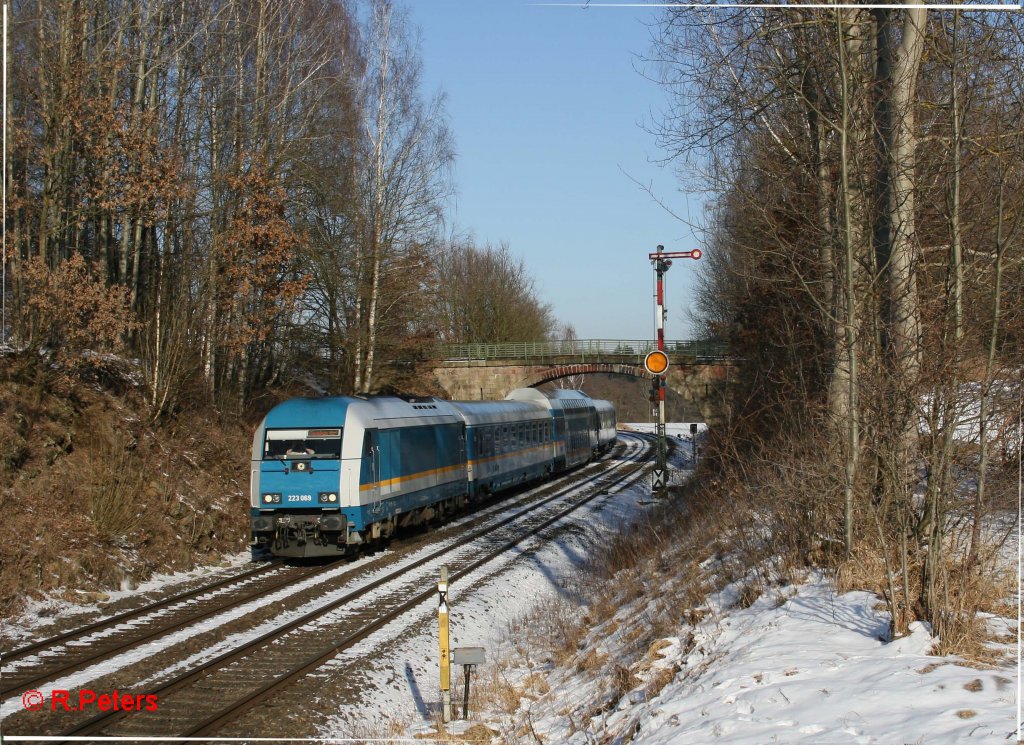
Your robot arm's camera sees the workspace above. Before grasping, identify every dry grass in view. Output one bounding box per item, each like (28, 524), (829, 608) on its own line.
(476, 473), (741, 732)
(574, 648), (607, 674)
(88, 437), (146, 544)
(477, 416), (1019, 738)
(0, 352), (255, 618)
(644, 664), (681, 699)
(835, 520), (1017, 662)
(736, 578), (763, 609)
(478, 664), (522, 715)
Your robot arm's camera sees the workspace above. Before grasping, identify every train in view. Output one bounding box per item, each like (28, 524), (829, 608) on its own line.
(249, 388), (617, 558)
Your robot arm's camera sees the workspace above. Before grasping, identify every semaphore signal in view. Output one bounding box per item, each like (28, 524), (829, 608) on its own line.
(648, 244), (701, 492)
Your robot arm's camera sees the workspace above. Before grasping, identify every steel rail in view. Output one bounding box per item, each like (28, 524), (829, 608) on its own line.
(187, 441), (653, 736)
(58, 434), (651, 738)
(2, 561), (282, 663)
(0, 561), (337, 699)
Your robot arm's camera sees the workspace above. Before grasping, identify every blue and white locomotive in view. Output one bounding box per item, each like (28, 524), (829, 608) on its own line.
(249, 388), (617, 558)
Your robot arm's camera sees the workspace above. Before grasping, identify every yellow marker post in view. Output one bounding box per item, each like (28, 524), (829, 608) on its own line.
(438, 565), (452, 723)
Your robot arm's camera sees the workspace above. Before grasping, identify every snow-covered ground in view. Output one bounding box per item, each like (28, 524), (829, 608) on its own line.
(317, 433), (660, 736)
(1, 553), (255, 647)
(404, 423), (1020, 745)
(491, 571), (1018, 744)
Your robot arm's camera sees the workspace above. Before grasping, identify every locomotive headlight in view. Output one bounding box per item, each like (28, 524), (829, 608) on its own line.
(318, 492), (338, 503)
(263, 493), (281, 504)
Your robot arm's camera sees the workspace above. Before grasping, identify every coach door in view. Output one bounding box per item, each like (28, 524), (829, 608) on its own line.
(361, 430), (381, 509)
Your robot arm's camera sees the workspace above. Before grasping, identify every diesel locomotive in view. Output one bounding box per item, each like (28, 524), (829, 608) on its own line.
(249, 388), (616, 558)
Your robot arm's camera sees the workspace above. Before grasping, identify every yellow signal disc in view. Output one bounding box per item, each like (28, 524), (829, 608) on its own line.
(644, 350), (670, 375)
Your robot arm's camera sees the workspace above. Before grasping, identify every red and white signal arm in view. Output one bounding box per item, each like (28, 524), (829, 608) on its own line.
(644, 350), (670, 375)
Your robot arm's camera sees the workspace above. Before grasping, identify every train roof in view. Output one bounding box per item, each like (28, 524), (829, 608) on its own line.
(262, 395), (462, 431)
(506, 387), (596, 411)
(449, 399), (550, 425)
(547, 389), (594, 401)
(263, 396), (352, 428)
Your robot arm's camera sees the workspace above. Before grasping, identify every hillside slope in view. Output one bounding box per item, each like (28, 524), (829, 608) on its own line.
(0, 352), (254, 617)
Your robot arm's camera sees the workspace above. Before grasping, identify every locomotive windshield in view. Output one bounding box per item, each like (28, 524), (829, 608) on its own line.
(263, 428), (342, 459)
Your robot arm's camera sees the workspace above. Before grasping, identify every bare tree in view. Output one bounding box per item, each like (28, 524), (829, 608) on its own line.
(651, 3), (1023, 643)
(433, 239), (556, 345)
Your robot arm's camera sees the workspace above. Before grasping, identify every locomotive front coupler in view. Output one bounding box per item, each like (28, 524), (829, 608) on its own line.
(274, 524), (290, 550)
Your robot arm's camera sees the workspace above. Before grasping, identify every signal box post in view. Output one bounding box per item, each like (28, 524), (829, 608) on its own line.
(647, 245), (702, 493)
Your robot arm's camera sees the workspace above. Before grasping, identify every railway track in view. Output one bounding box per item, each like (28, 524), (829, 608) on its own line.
(0, 560), (343, 699)
(2, 433), (654, 738)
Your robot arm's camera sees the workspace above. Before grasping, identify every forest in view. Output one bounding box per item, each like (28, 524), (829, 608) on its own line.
(4, 0), (556, 417)
(649, 6), (1022, 645)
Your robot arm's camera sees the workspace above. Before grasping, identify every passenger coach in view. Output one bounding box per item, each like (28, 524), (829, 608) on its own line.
(250, 388), (616, 558)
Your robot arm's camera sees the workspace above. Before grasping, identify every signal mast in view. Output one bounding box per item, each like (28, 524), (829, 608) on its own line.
(646, 244), (702, 492)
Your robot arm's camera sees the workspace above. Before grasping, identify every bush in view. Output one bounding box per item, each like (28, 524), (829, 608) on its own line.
(19, 253), (137, 361)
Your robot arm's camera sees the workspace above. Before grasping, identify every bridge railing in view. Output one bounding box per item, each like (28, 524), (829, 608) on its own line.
(440, 339), (729, 364)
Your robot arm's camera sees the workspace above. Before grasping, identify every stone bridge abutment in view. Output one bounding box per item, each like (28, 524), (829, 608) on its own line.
(432, 361), (732, 426)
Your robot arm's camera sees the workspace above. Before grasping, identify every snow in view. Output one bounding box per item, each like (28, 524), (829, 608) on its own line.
(563, 576), (1016, 744)
(919, 380), (1021, 446)
(469, 568), (1019, 744)
(1, 553), (255, 646)
(316, 435), (657, 735)
(381, 424), (1018, 745)
(2, 425), (1017, 743)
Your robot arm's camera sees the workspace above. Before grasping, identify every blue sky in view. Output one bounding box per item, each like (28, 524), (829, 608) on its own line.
(406, 1), (707, 340)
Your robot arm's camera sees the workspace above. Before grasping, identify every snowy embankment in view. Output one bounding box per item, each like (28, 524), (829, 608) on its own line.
(495, 572), (1017, 744)
(474, 423), (1019, 745)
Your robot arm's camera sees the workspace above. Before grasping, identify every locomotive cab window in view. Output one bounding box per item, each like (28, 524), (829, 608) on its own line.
(264, 428), (342, 459)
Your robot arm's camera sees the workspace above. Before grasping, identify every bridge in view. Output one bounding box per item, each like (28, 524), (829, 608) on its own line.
(432, 339), (734, 426)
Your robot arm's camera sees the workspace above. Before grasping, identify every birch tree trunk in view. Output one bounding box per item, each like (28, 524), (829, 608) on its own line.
(835, 9), (866, 559)
(362, 2), (392, 394)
